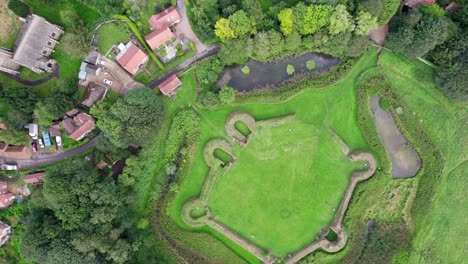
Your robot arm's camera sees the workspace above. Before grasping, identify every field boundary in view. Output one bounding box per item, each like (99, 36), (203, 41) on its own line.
(181, 111), (377, 263)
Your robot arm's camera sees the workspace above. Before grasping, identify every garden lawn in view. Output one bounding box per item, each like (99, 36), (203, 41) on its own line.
(209, 118), (361, 257)
(96, 23), (130, 54)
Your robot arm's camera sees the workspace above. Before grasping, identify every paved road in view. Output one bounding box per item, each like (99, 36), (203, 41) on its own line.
(0, 137), (97, 170)
(0, 64), (60, 86)
(148, 46), (219, 89)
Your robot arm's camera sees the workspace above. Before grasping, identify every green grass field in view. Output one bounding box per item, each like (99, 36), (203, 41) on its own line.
(96, 23), (130, 54)
(378, 51), (468, 264)
(208, 118), (360, 257)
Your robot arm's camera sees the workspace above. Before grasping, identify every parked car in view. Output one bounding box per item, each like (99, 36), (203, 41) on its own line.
(103, 79), (112, 85)
(38, 139), (44, 148)
(55, 136), (62, 146)
(31, 142), (37, 153)
(0, 164), (17, 171)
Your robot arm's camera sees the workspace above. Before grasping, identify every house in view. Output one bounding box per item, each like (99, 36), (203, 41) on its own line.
(61, 112), (95, 141)
(49, 122), (61, 137)
(0, 193), (15, 209)
(116, 42), (149, 75)
(12, 14), (64, 73)
(158, 74), (182, 97)
(24, 172), (45, 184)
(0, 221), (11, 247)
(0, 183), (8, 194)
(145, 28), (176, 50)
(145, 6), (181, 50)
(78, 51), (102, 81)
(66, 108), (79, 117)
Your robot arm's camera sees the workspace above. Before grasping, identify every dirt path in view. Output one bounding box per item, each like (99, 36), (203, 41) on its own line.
(368, 24), (389, 47)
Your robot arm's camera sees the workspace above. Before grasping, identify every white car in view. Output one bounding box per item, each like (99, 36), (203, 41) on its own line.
(1, 164), (17, 171)
(103, 79), (113, 86)
(55, 136), (62, 146)
(98, 59), (106, 65)
(38, 139), (45, 148)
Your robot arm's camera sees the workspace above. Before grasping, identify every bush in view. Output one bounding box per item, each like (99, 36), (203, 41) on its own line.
(198, 91), (220, 108)
(137, 218), (150, 230)
(219, 86), (235, 104)
(8, 0), (29, 18)
(241, 65), (250, 75)
(176, 49), (184, 57)
(286, 64), (295, 75)
(306, 60), (316, 70)
(189, 41), (196, 51)
(161, 51), (167, 57)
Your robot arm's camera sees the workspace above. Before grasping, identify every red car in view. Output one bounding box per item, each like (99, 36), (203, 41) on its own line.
(31, 142), (37, 153)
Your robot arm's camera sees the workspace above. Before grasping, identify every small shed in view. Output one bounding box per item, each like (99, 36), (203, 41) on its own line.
(158, 74), (182, 97)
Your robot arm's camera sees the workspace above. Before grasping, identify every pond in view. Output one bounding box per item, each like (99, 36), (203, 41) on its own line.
(370, 96), (421, 179)
(217, 52), (340, 92)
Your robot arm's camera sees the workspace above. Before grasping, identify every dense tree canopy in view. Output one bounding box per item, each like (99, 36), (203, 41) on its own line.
(92, 88), (164, 148)
(329, 5), (355, 35)
(278, 8), (294, 35)
(22, 161), (135, 264)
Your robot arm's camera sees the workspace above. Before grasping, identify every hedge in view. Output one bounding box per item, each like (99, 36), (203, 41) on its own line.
(8, 0), (29, 18)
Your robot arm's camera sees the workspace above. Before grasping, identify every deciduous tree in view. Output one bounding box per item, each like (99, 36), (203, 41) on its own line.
(214, 18), (236, 42)
(328, 5), (354, 35)
(278, 8), (294, 35)
(355, 11), (378, 35)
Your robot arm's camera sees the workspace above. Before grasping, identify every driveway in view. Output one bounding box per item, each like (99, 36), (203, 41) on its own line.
(98, 57), (144, 94)
(0, 136), (97, 170)
(174, 5), (209, 54)
(0, 64), (60, 86)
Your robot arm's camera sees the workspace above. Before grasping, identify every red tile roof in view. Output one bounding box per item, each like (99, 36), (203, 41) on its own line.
(158, 74), (182, 96)
(49, 123), (61, 137)
(148, 6), (181, 31)
(0, 183), (8, 194)
(62, 118), (75, 133)
(0, 193), (14, 208)
(145, 28), (176, 50)
(69, 120), (95, 141)
(97, 161), (108, 169)
(73, 113), (93, 125)
(117, 42), (148, 75)
(0, 145), (30, 158)
(24, 172), (45, 184)
(66, 108), (79, 117)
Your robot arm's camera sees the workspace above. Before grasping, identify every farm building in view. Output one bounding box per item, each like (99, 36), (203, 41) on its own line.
(116, 42), (149, 75)
(158, 74), (182, 97)
(145, 6), (181, 50)
(62, 112), (95, 141)
(24, 172), (45, 184)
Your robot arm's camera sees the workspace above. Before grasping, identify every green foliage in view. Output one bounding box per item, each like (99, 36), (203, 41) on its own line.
(196, 57), (224, 90)
(420, 4), (446, 18)
(378, 0), (400, 24)
(161, 50), (167, 57)
(176, 49), (184, 57)
(306, 60), (316, 70)
(137, 218), (150, 230)
(241, 65), (250, 74)
(359, 0), (383, 17)
(355, 11), (378, 35)
(328, 5), (354, 35)
(8, 0), (29, 18)
(218, 38), (252, 65)
(386, 11), (449, 58)
(294, 3), (333, 35)
(92, 88), (164, 148)
(214, 18), (236, 42)
(286, 64), (295, 75)
(219, 86), (236, 104)
(346, 34), (372, 57)
(34, 97), (73, 128)
(0, 85), (38, 128)
(278, 8), (294, 35)
(229, 10), (257, 37)
(0, 129), (28, 145)
(22, 160), (135, 264)
(198, 91), (220, 108)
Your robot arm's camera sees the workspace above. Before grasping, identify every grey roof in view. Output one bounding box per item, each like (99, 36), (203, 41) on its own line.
(12, 15), (63, 71)
(84, 51), (99, 65)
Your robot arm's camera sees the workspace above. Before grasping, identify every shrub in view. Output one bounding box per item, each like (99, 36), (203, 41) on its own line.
(161, 51), (167, 57)
(287, 64), (295, 75)
(137, 218), (150, 230)
(189, 41), (196, 51)
(176, 49), (184, 57)
(198, 91), (220, 108)
(306, 60), (316, 70)
(176, 44), (182, 50)
(8, 0), (29, 18)
(219, 86), (235, 104)
(241, 65), (250, 75)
